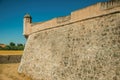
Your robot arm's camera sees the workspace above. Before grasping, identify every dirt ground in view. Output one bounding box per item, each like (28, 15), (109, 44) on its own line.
(0, 63), (32, 80)
(0, 51), (32, 80)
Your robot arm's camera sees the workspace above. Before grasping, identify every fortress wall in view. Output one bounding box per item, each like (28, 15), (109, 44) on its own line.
(31, 18), (57, 33)
(19, 1), (120, 80)
(26, 1), (120, 35)
(19, 11), (120, 80)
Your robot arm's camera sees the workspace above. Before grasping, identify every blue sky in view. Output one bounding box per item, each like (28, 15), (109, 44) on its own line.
(0, 0), (108, 44)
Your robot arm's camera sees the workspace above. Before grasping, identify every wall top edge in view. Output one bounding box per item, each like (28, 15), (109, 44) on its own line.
(24, 0), (120, 36)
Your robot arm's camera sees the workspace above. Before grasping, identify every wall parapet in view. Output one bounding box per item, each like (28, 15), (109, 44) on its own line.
(23, 0), (120, 37)
(100, 0), (120, 10)
(57, 15), (71, 23)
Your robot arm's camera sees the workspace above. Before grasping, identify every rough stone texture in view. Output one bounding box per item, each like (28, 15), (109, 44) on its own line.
(23, 1), (120, 36)
(19, 1), (120, 80)
(19, 12), (120, 80)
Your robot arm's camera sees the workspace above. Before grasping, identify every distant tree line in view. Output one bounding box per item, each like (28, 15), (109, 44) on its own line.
(0, 42), (24, 50)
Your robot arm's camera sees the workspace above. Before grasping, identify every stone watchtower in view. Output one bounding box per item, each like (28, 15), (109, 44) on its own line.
(23, 13), (32, 39)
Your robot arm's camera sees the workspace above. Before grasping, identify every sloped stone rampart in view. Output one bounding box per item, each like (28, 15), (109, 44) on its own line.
(19, 12), (120, 80)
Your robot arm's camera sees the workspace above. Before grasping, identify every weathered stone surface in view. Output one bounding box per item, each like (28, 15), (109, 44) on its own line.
(19, 1), (120, 80)
(19, 12), (120, 80)
(0, 55), (22, 64)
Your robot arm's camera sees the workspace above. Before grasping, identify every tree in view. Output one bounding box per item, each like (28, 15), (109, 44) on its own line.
(17, 43), (24, 50)
(0, 46), (3, 50)
(4, 45), (11, 50)
(10, 42), (15, 46)
(17, 43), (23, 47)
(0, 42), (24, 50)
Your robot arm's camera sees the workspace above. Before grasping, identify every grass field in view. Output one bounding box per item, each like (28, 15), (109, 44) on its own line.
(0, 50), (23, 55)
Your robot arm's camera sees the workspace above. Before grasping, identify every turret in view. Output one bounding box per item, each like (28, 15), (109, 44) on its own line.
(23, 13), (32, 39)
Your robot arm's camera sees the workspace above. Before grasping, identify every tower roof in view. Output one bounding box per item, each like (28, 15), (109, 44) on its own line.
(24, 13), (31, 18)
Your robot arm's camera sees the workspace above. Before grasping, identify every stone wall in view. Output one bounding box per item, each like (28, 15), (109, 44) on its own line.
(0, 55), (22, 64)
(23, 1), (120, 36)
(19, 0), (120, 80)
(100, 0), (120, 10)
(19, 10), (120, 80)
